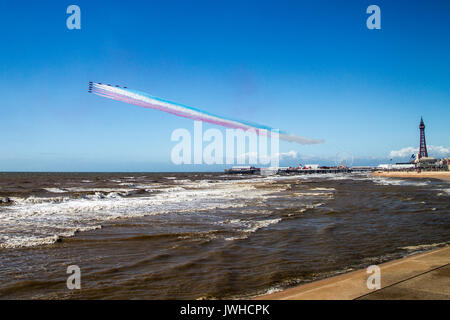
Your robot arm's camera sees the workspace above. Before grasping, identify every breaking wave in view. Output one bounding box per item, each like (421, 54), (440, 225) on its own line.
(0, 179), (285, 249)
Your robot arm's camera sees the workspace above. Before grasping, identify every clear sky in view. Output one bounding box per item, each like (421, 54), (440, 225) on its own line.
(1, 0), (449, 171)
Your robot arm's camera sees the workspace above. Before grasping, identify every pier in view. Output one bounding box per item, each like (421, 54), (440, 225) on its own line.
(224, 166), (375, 175)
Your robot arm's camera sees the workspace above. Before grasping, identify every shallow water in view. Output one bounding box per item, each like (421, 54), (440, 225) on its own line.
(0, 172), (449, 299)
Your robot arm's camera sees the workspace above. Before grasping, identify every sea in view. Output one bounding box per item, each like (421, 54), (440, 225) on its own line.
(0, 172), (449, 299)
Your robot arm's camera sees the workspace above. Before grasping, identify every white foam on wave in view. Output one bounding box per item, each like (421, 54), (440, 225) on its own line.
(1, 235), (61, 249)
(260, 286), (283, 296)
(10, 195), (73, 204)
(223, 218), (282, 241)
(10, 190), (130, 205)
(175, 179), (192, 183)
(436, 188), (450, 197)
(293, 192), (334, 198)
(65, 187), (133, 193)
(0, 225), (102, 249)
(399, 241), (448, 252)
(310, 187), (336, 191)
(369, 176), (429, 187)
(44, 188), (67, 193)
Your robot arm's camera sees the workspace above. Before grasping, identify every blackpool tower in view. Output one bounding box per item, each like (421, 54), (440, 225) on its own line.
(418, 117), (428, 159)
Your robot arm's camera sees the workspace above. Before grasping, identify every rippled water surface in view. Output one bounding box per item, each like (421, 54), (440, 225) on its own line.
(0, 172), (449, 299)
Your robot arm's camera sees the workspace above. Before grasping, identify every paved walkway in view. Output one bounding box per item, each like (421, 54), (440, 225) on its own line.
(255, 246), (450, 300)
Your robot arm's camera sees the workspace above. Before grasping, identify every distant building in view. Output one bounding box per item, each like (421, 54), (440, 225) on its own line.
(411, 117), (442, 170)
(442, 158), (450, 171)
(304, 164), (319, 170)
(377, 121), (447, 172)
(418, 117), (428, 159)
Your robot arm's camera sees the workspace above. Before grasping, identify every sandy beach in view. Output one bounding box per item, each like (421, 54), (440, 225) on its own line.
(372, 171), (450, 181)
(255, 245), (450, 300)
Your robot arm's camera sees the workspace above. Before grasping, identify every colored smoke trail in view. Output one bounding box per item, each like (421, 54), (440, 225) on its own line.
(89, 82), (324, 145)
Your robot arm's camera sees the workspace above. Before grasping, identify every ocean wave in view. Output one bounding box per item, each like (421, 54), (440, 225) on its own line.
(399, 241), (448, 252)
(1, 180), (280, 249)
(10, 195), (73, 204)
(293, 192), (334, 197)
(260, 286), (283, 296)
(370, 176), (430, 187)
(436, 188), (450, 197)
(10, 190), (131, 205)
(64, 187), (133, 193)
(43, 188), (67, 193)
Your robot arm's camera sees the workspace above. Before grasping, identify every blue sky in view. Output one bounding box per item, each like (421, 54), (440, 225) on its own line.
(1, 0), (449, 171)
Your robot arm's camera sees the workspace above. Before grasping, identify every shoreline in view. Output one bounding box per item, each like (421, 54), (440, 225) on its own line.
(372, 171), (450, 181)
(254, 245), (450, 300)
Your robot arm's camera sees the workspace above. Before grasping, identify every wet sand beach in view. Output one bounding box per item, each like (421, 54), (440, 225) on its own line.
(373, 171), (450, 181)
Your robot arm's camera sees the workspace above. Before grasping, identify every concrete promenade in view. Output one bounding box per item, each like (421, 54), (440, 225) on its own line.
(255, 246), (450, 300)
